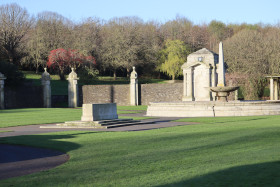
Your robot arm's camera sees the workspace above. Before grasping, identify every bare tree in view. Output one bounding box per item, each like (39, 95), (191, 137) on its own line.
(72, 17), (102, 62)
(224, 29), (268, 99)
(0, 3), (33, 64)
(22, 11), (74, 72)
(100, 17), (144, 79)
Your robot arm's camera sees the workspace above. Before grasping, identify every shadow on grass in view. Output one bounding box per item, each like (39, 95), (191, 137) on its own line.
(157, 161), (280, 187)
(176, 116), (270, 124)
(0, 131), (98, 163)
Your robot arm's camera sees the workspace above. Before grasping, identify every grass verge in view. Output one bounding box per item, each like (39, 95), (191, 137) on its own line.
(0, 107), (147, 128)
(0, 115), (280, 186)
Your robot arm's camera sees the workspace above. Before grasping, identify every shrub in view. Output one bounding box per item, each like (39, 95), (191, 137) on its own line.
(77, 66), (99, 84)
(0, 60), (25, 87)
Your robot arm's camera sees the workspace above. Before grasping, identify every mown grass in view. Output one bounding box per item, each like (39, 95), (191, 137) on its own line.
(117, 105), (147, 111)
(0, 107), (148, 128)
(0, 115), (280, 186)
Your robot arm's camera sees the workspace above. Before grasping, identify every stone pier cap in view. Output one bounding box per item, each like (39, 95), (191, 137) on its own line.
(81, 103), (118, 121)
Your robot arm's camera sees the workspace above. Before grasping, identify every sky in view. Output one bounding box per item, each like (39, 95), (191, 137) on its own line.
(1, 0), (280, 25)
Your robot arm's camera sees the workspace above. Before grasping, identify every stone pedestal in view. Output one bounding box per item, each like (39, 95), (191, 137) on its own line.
(67, 68), (79, 108)
(81, 103), (118, 121)
(41, 68), (51, 108)
(130, 66), (138, 105)
(0, 72), (6, 109)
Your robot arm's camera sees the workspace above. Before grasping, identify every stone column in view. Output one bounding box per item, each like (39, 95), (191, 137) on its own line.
(183, 70), (187, 97)
(130, 66), (138, 106)
(183, 68), (194, 101)
(218, 42), (226, 87)
(206, 67), (212, 101)
(270, 78), (275, 100)
(211, 66), (217, 100)
(41, 68), (51, 108)
(0, 72), (6, 109)
(274, 79), (279, 100)
(67, 68), (79, 108)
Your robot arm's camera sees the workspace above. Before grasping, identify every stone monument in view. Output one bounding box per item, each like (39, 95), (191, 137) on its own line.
(81, 103), (118, 121)
(130, 66), (138, 106)
(41, 103), (149, 129)
(41, 68), (51, 108)
(0, 72), (6, 109)
(147, 42), (280, 117)
(181, 48), (218, 101)
(67, 68), (79, 108)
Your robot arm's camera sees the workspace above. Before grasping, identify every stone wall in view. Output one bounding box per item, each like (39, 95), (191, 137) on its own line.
(5, 85), (43, 108)
(140, 83), (183, 105)
(82, 85), (130, 105)
(82, 83), (183, 105)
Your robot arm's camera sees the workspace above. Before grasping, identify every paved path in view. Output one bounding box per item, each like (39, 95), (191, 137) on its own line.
(0, 112), (194, 180)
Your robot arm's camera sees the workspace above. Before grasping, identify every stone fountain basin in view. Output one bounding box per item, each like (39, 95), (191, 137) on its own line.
(209, 86), (239, 93)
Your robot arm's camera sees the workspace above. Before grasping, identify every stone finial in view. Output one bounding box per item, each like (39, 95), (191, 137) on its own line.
(41, 68), (51, 81)
(68, 68), (79, 80)
(130, 66), (137, 79)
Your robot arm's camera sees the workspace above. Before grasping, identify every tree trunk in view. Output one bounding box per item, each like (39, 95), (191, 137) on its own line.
(127, 68), (130, 78)
(59, 71), (66, 80)
(172, 74), (175, 81)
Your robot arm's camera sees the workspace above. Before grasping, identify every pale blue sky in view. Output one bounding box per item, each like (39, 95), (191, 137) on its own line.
(1, 0), (280, 25)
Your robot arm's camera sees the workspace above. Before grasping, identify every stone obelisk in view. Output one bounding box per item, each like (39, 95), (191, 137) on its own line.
(218, 41), (226, 87)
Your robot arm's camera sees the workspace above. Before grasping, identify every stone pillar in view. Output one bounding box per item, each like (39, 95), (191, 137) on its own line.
(182, 68), (194, 101)
(218, 42), (226, 87)
(183, 70), (187, 97)
(0, 72), (6, 109)
(274, 79), (279, 100)
(67, 68), (79, 108)
(206, 67), (212, 101)
(41, 68), (51, 108)
(235, 90), (238, 100)
(211, 66), (217, 100)
(270, 78), (274, 100)
(130, 66), (138, 106)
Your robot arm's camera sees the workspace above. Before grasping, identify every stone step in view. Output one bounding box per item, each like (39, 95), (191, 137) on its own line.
(105, 121), (155, 128)
(41, 119), (154, 129)
(94, 118), (134, 124)
(98, 119), (141, 126)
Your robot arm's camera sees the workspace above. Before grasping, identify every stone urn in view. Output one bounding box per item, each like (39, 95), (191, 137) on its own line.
(209, 86), (239, 102)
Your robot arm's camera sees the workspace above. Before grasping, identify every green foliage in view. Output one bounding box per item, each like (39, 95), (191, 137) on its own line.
(0, 60), (25, 87)
(1, 115), (280, 186)
(77, 66), (99, 84)
(209, 20), (230, 41)
(159, 39), (190, 80)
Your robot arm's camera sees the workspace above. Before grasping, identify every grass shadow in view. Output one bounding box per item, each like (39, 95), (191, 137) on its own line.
(0, 131), (98, 154)
(157, 161), (280, 186)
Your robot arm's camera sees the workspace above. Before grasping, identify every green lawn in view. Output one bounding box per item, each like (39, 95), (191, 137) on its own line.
(0, 115), (280, 186)
(0, 107), (148, 128)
